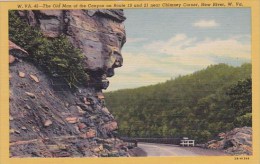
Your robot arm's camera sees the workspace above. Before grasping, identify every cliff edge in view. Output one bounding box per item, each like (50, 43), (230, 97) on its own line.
(9, 10), (130, 157)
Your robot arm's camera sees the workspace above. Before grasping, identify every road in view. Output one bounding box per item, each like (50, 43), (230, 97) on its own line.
(137, 142), (227, 156)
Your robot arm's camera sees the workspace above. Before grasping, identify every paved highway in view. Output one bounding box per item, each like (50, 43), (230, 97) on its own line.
(138, 142), (227, 156)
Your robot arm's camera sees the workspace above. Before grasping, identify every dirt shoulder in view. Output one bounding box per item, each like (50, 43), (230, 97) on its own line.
(128, 147), (147, 157)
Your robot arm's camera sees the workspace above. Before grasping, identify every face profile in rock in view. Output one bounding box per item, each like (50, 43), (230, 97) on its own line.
(66, 10), (126, 89)
(20, 10), (126, 89)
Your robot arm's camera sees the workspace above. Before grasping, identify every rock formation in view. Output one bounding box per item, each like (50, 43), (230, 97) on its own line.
(205, 127), (252, 155)
(16, 9), (126, 89)
(9, 10), (130, 157)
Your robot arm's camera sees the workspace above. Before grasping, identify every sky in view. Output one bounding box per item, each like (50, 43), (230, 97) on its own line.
(106, 8), (251, 92)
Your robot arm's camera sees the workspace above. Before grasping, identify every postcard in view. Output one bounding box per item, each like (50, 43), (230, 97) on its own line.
(0, 0), (259, 164)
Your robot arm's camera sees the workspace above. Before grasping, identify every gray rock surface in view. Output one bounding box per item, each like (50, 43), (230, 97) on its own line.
(17, 10), (126, 83)
(9, 10), (131, 157)
(206, 127), (252, 155)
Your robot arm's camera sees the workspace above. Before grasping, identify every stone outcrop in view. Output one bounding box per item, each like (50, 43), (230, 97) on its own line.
(205, 127), (252, 155)
(17, 9), (126, 89)
(9, 10), (131, 157)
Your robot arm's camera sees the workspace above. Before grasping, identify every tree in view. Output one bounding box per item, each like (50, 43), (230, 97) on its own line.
(226, 78), (252, 127)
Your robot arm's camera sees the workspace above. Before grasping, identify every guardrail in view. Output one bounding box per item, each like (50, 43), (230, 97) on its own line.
(120, 137), (182, 146)
(180, 139), (195, 146)
(120, 137), (138, 147)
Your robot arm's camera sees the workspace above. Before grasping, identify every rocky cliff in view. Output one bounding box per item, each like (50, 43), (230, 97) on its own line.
(9, 10), (130, 157)
(205, 127), (252, 155)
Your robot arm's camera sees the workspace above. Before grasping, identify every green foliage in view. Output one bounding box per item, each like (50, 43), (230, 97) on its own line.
(9, 11), (89, 87)
(105, 63), (252, 143)
(226, 78), (252, 127)
(226, 78), (252, 115)
(235, 113), (252, 127)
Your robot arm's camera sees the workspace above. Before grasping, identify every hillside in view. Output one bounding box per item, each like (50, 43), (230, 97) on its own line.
(105, 63), (252, 143)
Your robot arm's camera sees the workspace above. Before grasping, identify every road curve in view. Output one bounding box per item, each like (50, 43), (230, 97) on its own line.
(137, 142), (227, 156)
